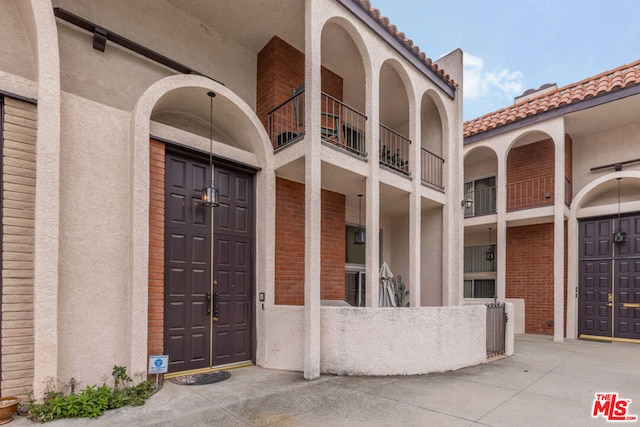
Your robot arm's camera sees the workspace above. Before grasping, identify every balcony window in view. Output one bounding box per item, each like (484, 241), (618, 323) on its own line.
(464, 176), (496, 218)
(464, 244), (496, 299)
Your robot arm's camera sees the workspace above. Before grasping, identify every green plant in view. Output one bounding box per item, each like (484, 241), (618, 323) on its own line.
(393, 275), (410, 307)
(26, 366), (154, 423)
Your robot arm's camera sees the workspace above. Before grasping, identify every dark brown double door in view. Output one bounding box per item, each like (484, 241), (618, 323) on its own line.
(164, 150), (254, 373)
(579, 214), (640, 341)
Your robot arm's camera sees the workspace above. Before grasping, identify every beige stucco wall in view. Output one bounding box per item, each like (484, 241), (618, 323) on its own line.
(57, 93), (133, 384)
(0, 1), (37, 82)
(421, 205), (443, 306)
(52, 0), (258, 112)
(572, 122), (640, 196)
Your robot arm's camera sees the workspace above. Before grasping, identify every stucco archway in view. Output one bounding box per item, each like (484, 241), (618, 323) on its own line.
(129, 74), (275, 376)
(566, 171), (640, 338)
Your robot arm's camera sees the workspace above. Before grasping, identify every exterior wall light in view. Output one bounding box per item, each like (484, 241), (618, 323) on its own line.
(201, 91), (219, 207)
(354, 194), (365, 245)
(461, 197), (473, 209)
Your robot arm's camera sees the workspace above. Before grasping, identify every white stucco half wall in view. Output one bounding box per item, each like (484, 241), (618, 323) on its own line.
(320, 306), (486, 375)
(263, 304), (516, 376)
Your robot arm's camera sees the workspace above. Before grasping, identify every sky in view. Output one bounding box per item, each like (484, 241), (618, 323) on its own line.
(370, 0), (640, 121)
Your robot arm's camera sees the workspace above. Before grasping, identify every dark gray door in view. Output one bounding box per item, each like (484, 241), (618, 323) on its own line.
(165, 152), (212, 372)
(579, 214), (640, 341)
(164, 150), (254, 372)
(212, 168), (253, 366)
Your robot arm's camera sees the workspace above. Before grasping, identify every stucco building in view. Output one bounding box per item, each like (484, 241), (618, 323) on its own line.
(0, 0), (505, 399)
(463, 60), (640, 342)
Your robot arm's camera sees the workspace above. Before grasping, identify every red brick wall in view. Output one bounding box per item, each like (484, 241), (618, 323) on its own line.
(506, 138), (554, 211)
(256, 36), (343, 139)
(321, 189), (346, 300)
(506, 223), (554, 335)
(148, 140), (165, 356)
(275, 178), (306, 305)
(274, 177), (346, 304)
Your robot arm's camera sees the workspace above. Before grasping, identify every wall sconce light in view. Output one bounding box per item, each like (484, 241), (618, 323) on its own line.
(354, 194), (365, 245)
(486, 227), (495, 261)
(201, 91), (219, 208)
(613, 177), (626, 244)
(461, 197), (473, 209)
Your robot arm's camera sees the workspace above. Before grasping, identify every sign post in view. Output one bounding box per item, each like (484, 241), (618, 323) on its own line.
(148, 355), (168, 390)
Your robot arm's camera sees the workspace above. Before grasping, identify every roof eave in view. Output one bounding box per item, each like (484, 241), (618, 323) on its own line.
(463, 84), (640, 145)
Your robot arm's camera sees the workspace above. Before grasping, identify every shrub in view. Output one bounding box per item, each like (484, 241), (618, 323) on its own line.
(26, 366), (154, 423)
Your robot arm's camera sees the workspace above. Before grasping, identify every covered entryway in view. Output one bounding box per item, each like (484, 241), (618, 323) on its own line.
(579, 213), (640, 341)
(164, 148), (254, 373)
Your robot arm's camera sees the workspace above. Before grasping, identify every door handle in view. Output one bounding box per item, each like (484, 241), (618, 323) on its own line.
(212, 292), (219, 322)
(206, 292), (211, 315)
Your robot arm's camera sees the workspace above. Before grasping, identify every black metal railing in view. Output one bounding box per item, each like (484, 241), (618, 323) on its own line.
(486, 302), (506, 357)
(267, 89), (305, 150)
(421, 148), (444, 189)
(321, 93), (367, 158)
(464, 187), (497, 218)
(379, 124), (410, 176)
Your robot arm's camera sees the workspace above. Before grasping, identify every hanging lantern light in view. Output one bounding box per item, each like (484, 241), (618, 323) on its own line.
(201, 91), (219, 207)
(486, 227), (495, 261)
(354, 194), (365, 245)
(613, 177), (626, 244)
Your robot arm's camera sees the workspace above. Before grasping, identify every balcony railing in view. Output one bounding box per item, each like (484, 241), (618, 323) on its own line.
(507, 175), (554, 211)
(267, 89), (305, 150)
(421, 148), (444, 189)
(379, 124), (410, 176)
(464, 187), (497, 218)
(267, 90), (367, 158)
(321, 93), (367, 158)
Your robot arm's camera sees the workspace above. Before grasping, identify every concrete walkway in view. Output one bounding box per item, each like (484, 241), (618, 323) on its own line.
(13, 335), (640, 426)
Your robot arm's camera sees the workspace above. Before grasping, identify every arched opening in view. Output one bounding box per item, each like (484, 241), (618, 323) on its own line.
(420, 91), (445, 189)
(378, 60), (411, 176)
(130, 75), (273, 376)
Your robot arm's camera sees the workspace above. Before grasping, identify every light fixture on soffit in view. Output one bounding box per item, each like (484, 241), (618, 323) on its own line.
(201, 91), (220, 208)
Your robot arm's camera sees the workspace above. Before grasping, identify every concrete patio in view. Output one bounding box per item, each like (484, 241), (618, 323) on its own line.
(12, 334), (640, 426)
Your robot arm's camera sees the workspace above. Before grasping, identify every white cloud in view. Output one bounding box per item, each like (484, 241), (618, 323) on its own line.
(463, 52), (523, 101)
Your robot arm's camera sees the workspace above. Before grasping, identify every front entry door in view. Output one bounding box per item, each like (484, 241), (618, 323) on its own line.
(579, 214), (640, 341)
(164, 150), (254, 373)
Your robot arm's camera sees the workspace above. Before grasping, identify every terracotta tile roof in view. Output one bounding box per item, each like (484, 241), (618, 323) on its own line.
(355, 0), (458, 89)
(464, 59), (640, 138)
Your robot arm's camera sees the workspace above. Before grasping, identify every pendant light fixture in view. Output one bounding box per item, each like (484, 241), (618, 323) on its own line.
(613, 177), (626, 244)
(486, 227), (495, 261)
(354, 194), (365, 245)
(201, 91), (219, 207)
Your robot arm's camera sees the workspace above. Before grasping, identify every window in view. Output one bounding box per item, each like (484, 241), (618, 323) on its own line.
(464, 244), (496, 299)
(464, 176), (496, 217)
(344, 226), (383, 306)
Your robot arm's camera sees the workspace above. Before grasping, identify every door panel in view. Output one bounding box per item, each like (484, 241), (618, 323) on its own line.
(580, 214), (640, 341)
(165, 153), (212, 373)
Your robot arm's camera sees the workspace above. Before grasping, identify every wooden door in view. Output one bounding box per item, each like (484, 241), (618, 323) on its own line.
(212, 167), (253, 366)
(164, 151), (212, 372)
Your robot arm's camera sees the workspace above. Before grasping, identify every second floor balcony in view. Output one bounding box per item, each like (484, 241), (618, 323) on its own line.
(268, 90), (367, 158)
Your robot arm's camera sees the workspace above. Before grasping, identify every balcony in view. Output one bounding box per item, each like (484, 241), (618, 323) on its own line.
(267, 90), (367, 158)
(506, 175), (554, 212)
(379, 124), (410, 176)
(421, 148), (444, 189)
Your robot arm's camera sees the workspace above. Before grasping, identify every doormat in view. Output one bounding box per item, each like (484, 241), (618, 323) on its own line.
(169, 371), (231, 386)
